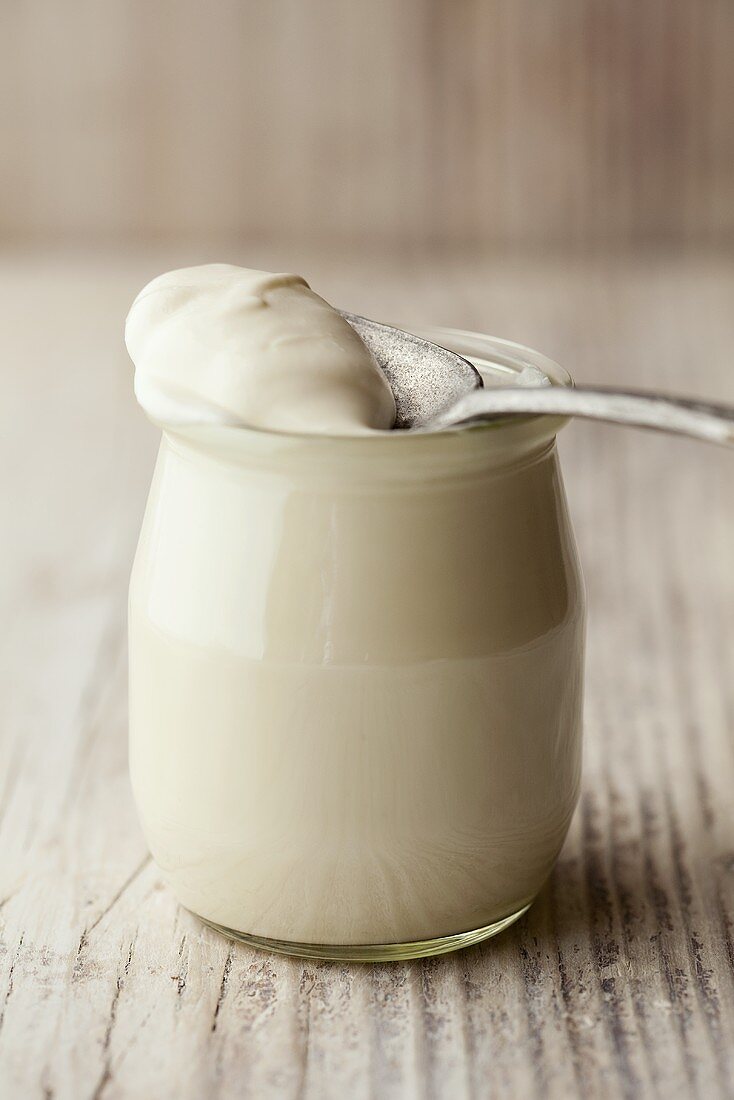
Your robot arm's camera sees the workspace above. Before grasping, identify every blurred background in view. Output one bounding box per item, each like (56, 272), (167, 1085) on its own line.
(2, 0), (733, 253)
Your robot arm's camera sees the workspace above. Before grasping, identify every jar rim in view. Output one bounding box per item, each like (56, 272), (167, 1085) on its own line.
(419, 325), (573, 390)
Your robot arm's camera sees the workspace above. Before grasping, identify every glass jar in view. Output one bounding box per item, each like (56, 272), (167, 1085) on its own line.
(128, 329), (585, 960)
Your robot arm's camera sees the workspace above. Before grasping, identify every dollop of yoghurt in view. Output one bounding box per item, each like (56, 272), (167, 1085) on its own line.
(125, 264), (397, 435)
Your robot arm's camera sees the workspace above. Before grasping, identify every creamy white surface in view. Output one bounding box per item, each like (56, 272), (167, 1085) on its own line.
(125, 264), (396, 435)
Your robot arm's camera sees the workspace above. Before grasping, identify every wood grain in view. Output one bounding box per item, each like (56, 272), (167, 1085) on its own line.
(1, 2), (734, 249)
(0, 248), (733, 1098)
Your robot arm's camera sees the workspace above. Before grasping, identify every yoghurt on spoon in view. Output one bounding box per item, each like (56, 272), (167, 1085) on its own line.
(125, 264), (396, 435)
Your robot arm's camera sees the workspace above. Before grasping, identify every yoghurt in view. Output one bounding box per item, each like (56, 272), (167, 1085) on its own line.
(125, 264), (396, 434)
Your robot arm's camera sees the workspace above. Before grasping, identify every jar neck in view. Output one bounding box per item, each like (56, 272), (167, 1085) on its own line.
(161, 416), (564, 489)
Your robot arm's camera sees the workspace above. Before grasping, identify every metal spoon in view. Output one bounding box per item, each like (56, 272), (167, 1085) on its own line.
(343, 312), (734, 446)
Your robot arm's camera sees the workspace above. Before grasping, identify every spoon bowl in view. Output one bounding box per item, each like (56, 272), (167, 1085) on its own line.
(340, 311), (481, 428)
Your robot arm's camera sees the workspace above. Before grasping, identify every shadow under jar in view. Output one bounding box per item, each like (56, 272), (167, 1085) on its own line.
(128, 328), (585, 961)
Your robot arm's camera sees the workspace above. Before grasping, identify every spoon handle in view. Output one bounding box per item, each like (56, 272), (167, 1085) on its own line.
(437, 385), (734, 446)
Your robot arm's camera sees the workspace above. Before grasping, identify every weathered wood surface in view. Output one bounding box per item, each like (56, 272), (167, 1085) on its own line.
(2, 1), (734, 249)
(0, 250), (733, 1099)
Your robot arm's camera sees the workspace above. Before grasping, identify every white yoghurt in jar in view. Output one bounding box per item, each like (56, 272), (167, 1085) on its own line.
(127, 266), (585, 955)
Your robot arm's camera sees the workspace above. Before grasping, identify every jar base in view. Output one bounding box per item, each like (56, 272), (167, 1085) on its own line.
(193, 902), (532, 961)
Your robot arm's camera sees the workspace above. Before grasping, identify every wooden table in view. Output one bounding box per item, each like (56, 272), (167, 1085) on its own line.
(1, 250), (733, 1099)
